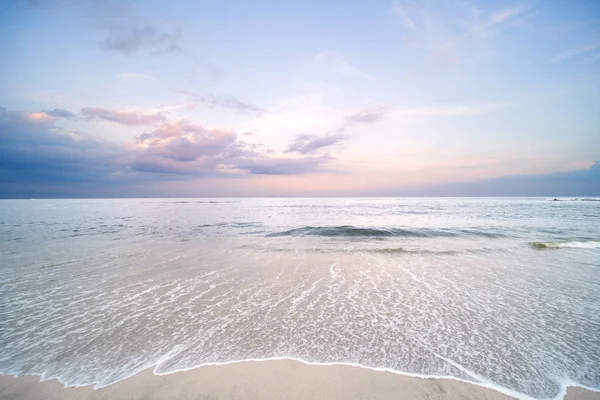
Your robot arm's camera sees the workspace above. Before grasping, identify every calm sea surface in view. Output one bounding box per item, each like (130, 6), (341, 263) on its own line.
(0, 198), (599, 398)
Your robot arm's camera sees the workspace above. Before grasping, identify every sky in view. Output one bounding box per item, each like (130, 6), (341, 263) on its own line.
(0, 0), (599, 197)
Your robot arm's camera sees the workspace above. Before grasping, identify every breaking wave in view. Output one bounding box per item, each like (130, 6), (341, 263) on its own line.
(266, 225), (505, 238)
(530, 240), (600, 249)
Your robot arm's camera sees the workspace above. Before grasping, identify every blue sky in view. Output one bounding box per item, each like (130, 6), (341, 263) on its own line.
(0, 0), (599, 197)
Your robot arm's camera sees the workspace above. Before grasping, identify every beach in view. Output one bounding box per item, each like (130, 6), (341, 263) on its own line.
(1, 198), (599, 399)
(0, 359), (597, 400)
(4, 0), (600, 396)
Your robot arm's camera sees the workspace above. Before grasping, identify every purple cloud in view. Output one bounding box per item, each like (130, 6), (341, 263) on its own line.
(344, 108), (385, 124)
(285, 133), (347, 155)
(80, 107), (166, 125)
(0, 107), (129, 185)
(101, 25), (181, 54)
(42, 108), (77, 119)
(0, 106), (343, 198)
(134, 121), (238, 166)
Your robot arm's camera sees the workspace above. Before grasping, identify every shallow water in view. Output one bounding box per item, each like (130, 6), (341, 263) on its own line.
(0, 198), (599, 398)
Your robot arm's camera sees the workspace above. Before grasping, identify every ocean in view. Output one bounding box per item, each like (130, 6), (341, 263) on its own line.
(0, 197), (599, 399)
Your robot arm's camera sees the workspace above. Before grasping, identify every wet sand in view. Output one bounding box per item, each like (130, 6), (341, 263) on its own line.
(0, 359), (597, 400)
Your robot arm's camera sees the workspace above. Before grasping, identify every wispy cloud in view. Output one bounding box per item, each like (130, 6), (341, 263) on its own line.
(101, 25), (180, 54)
(490, 7), (521, 24)
(80, 107), (166, 125)
(391, 1), (415, 31)
(315, 51), (377, 82)
(42, 109), (77, 119)
(345, 108), (386, 124)
(552, 44), (600, 63)
(433, 5), (532, 59)
(285, 133), (347, 155)
(36, 105), (194, 124)
(175, 90), (266, 115)
(29, 0), (182, 55)
(392, 1), (535, 63)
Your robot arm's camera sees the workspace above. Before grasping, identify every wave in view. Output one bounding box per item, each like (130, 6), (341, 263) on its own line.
(5, 356), (598, 400)
(530, 240), (600, 249)
(266, 225), (505, 239)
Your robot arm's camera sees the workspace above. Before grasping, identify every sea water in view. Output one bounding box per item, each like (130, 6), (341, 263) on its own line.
(0, 198), (599, 398)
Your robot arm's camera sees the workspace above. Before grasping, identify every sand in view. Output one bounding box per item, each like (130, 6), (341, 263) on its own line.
(0, 359), (597, 400)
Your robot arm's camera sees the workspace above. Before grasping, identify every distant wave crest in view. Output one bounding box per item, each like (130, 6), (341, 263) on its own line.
(267, 225), (504, 238)
(530, 240), (600, 249)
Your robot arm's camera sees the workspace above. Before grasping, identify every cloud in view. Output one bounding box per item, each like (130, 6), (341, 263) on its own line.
(80, 107), (166, 125)
(3, 107), (594, 196)
(42, 108), (77, 119)
(475, 6), (531, 36)
(176, 90), (266, 115)
(101, 25), (180, 54)
(34, 105), (187, 125)
(390, 1), (415, 31)
(0, 106), (340, 193)
(233, 155), (334, 175)
(236, 94), (346, 140)
(84, 0), (180, 55)
(134, 120), (238, 164)
(386, 162), (600, 196)
(345, 108), (385, 123)
(490, 8), (521, 24)
(132, 121), (336, 176)
(552, 44), (600, 63)
(0, 107), (129, 185)
(285, 133), (347, 155)
(315, 51), (377, 82)
(25, 0), (182, 55)
(394, 1), (534, 63)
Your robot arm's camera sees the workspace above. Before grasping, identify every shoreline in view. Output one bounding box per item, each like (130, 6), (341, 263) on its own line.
(1, 359), (598, 400)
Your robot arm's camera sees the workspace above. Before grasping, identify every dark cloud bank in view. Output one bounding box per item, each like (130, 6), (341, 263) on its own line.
(405, 164), (600, 197)
(361, 163), (600, 198)
(0, 107), (335, 197)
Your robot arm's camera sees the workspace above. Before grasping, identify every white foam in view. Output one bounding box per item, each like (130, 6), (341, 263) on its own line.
(149, 356), (598, 400)
(543, 241), (600, 249)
